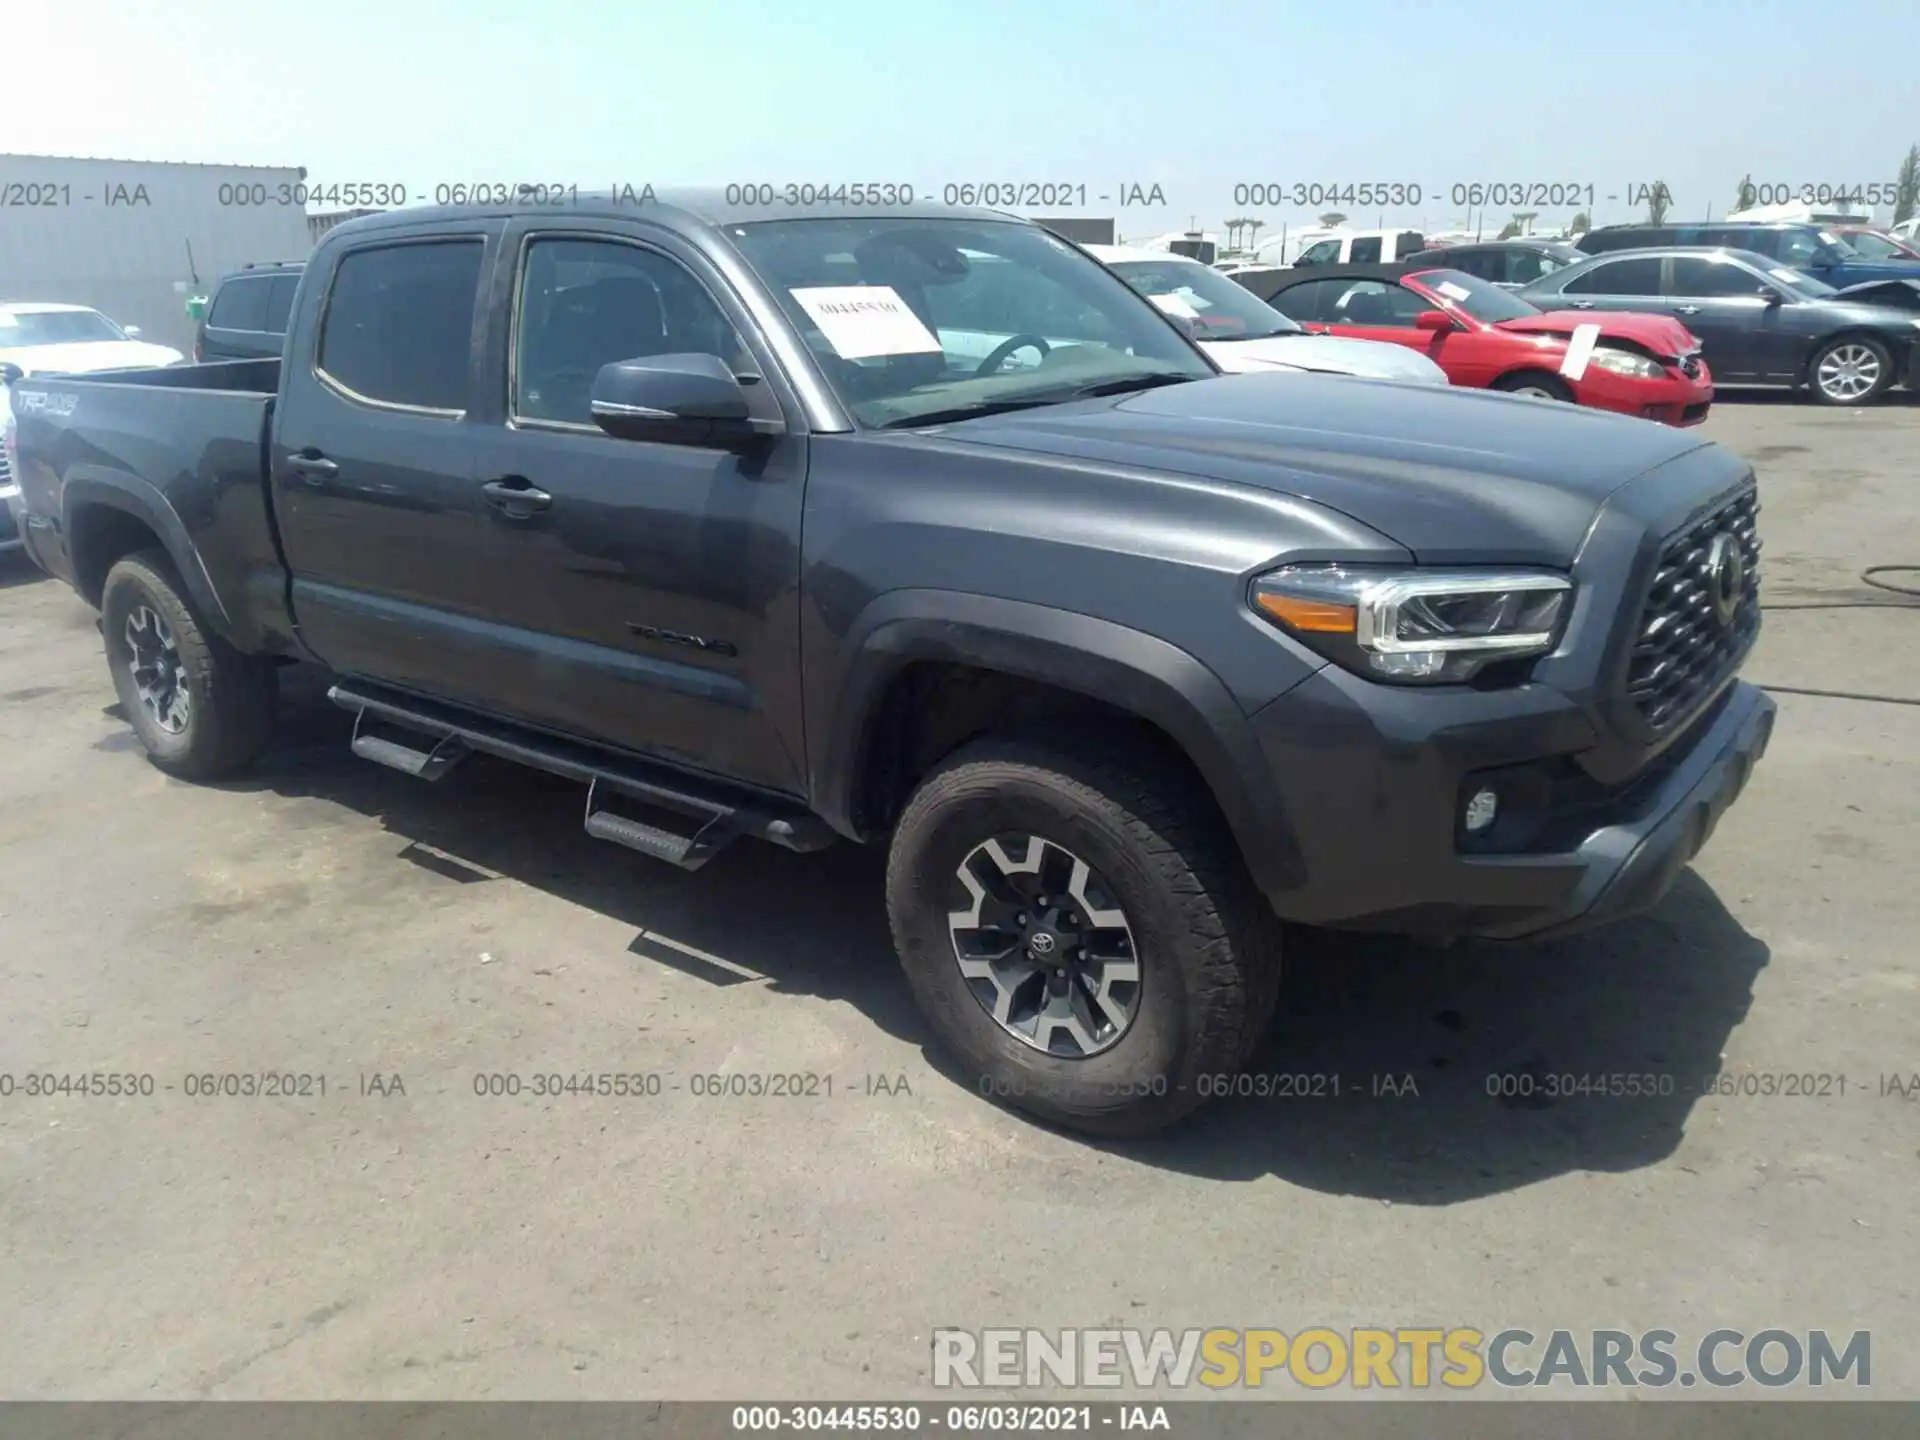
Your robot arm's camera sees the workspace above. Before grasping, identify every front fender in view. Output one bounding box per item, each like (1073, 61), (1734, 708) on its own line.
(812, 589), (1309, 901)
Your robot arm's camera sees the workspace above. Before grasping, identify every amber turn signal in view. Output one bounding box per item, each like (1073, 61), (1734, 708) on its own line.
(1253, 592), (1357, 634)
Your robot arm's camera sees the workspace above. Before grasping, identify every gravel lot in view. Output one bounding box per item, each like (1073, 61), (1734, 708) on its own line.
(1, 395), (1916, 1402)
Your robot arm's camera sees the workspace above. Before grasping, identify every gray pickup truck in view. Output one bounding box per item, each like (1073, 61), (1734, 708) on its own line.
(1, 191), (1774, 1134)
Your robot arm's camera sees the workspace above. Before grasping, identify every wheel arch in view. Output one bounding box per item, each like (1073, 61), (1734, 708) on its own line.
(813, 590), (1307, 901)
(63, 476), (235, 637)
(1799, 328), (1902, 392)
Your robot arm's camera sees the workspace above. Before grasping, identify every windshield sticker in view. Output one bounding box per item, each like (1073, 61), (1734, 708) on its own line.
(1559, 322), (1601, 381)
(1818, 231), (1840, 245)
(1149, 293), (1199, 318)
(1769, 269), (1805, 285)
(1434, 280), (1471, 302)
(789, 285), (941, 360)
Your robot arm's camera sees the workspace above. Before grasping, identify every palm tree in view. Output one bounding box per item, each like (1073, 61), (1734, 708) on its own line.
(1735, 173), (1754, 211)
(1495, 219), (1522, 240)
(1568, 210), (1592, 236)
(1895, 146), (1920, 226)
(1647, 181), (1672, 225)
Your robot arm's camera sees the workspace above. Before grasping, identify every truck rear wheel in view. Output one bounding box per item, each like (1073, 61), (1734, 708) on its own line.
(101, 549), (277, 780)
(885, 734), (1281, 1136)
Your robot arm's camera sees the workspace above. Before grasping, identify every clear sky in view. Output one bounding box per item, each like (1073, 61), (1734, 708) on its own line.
(14, 0), (1920, 240)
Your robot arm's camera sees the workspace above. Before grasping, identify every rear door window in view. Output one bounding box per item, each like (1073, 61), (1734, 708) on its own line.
(263, 275), (299, 334)
(317, 241), (485, 413)
(1348, 236), (1383, 263)
(1561, 256), (1663, 295)
(1266, 279), (1344, 323)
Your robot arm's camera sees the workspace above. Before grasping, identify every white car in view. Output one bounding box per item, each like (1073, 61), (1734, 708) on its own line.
(0, 303), (184, 380)
(1086, 246), (1449, 386)
(2, 303), (182, 552)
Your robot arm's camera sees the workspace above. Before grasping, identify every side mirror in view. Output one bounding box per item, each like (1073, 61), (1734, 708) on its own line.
(1758, 285), (1784, 305)
(123, 325), (143, 338)
(0, 362), (23, 386)
(1414, 309), (1456, 332)
(589, 353), (784, 449)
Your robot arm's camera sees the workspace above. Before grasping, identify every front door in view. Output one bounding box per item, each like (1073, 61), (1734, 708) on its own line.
(462, 223), (809, 795)
(1663, 256), (1776, 381)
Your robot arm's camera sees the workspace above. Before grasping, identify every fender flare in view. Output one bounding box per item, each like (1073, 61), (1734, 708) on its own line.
(813, 589), (1306, 900)
(61, 473), (242, 644)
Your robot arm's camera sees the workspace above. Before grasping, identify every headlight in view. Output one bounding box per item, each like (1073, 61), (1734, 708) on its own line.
(1251, 565), (1572, 683)
(1586, 347), (1666, 380)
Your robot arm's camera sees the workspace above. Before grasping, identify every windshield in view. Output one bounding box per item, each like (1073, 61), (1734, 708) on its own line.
(1106, 259), (1301, 340)
(1838, 230), (1909, 261)
(726, 217), (1215, 428)
(1765, 266), (1839, 298)
(0, 308), (128, 346)
(1407, 268), (1541, 323)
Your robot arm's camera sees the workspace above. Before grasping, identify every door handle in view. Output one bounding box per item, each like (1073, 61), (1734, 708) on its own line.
(1569, 300), (1595, 309)
(285, 452), (338, 483)
(480, 477), (553, 516)
(1674, 305), (1702, 316)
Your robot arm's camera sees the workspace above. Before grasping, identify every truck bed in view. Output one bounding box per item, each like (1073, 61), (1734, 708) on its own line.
(8, 359), (295, 651)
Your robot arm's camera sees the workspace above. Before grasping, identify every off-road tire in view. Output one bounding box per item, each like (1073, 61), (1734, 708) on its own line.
(886, 734), (1282, 1136)
(101, 549), (277, 780)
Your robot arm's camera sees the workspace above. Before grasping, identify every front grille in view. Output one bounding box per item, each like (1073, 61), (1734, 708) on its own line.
(0, 448), (11, 488)
(1624, 487), (1761, 730)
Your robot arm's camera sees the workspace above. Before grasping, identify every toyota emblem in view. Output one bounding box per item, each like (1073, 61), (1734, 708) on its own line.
(1706, 532), (1744, 626)
(1028, 932), (1057, 956)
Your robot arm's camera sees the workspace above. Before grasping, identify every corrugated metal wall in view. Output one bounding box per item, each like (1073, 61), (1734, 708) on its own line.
(0, 155), (315, 353)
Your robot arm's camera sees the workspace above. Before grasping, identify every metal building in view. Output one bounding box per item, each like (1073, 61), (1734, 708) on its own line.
(0, 154), (314, 353)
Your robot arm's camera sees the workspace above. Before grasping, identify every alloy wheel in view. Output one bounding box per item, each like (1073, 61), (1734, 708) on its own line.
(124, 604), (191, 735)
(946, 834), (1142, 1058)
(1816, 344), (1881, 402)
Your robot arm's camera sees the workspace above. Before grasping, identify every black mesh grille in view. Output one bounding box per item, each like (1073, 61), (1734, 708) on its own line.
(0, 448), (10, 488)
(1625, 487), (1761, 730)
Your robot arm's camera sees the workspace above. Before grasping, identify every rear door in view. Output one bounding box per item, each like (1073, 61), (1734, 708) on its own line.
(462, 220), (810, 794)
(1664, 255), (1775, 380)
(271, 220), (503, 698)
(1553, 254), (1665, 316)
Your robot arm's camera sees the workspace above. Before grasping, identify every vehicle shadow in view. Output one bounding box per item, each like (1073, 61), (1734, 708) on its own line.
(219, 666), (1769, 1204)
(0, 552), (51, 589)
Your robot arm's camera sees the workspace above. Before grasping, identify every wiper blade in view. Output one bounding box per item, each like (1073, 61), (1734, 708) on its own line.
(876, 397), (1062, 429)
(1068, 371), (1198, 398)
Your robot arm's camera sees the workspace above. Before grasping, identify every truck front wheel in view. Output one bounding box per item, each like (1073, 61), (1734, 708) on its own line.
(101, 550), (277, 780)
(885, 735), (1281, 1136)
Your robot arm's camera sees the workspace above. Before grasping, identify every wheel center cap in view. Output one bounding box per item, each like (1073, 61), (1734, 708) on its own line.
(1027, 929), (1059, 958)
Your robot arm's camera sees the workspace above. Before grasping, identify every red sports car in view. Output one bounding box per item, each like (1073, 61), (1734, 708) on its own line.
(1237, 262), (1713, 425)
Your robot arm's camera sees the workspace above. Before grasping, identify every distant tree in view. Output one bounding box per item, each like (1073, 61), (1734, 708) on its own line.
(1896, 146), (1920, 226)
(1318, 211), (1348, 228)
(1513, 210), (1539, 236)
(1568, 209), (1592, 235)
(1495, 219), (1522, 240)
(1647, 181), (1672, 225)
(1735, 172), (1754, 211)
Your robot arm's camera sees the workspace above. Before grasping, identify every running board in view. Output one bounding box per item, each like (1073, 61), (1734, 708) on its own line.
(327, 680), (835, 867)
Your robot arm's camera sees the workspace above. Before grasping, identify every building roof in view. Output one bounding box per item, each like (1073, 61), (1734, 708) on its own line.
(0, 152), (305, 173)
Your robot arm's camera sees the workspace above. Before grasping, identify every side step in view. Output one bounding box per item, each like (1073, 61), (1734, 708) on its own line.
(328, 680), (835, 872)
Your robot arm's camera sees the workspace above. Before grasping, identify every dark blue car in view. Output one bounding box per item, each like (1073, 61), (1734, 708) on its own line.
(1577, 221), (1920, 290)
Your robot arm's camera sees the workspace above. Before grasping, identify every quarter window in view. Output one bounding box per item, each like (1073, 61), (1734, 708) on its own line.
(1670, 258), (1765, 298)
(208, 277), (270, 332)
(317, 241), (484, 412)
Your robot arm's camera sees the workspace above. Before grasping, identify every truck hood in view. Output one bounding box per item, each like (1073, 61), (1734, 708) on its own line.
(1495, 310), (1699, 359)
(933, 371), (1720, 566)
(0, 339), (185, 375)
(1202, 333), (1451, 385)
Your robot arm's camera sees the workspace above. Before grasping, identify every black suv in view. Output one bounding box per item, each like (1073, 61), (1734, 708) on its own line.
(194, 261), (305, 362)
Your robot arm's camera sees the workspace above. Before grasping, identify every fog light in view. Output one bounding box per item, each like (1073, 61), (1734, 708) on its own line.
(1464, 788), (1499, 833)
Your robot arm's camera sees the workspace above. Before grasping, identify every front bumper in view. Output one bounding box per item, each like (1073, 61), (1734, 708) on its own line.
(1248, 671), (1775, 942)
(1574, 361), (1714, 428)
